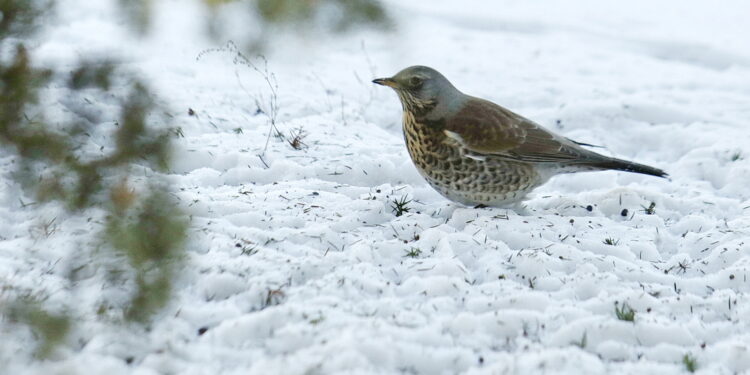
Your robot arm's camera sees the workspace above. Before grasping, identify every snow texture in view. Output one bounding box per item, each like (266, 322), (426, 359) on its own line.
(2, 0), (750, 374)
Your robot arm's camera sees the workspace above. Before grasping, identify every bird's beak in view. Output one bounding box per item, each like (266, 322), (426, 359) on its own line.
(372, 77), (398, 88)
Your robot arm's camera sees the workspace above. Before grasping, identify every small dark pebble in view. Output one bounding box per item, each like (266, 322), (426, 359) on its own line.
(312, 191), (319, 196)
(701, 342), (706, 349)
(569, 219), (575, 224)
(188, 108), (195, 116)
(376, 189), (381, 193)
(479, 356), (484, 364)
(198, 326), (209, 336)
(647, 307), (652, 313)
(586, 205), (593, 212)
(235, 243), (241, 248)
(125, 356), (135, 365)
(730, 274), (735, 280)
(621, 209), (628, 217)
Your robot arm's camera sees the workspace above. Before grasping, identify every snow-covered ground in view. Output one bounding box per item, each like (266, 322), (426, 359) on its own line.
(2, 0), (750, 373)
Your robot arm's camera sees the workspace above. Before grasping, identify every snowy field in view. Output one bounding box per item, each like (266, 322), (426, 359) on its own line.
(2, 0), (750, 374)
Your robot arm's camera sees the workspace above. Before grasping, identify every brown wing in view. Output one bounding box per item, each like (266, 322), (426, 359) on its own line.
(443, 98), (585, 163)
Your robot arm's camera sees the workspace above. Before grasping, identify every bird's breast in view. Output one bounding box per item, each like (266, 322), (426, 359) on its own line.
(402, 112), (451, 156)
(402, 111), (464, 179)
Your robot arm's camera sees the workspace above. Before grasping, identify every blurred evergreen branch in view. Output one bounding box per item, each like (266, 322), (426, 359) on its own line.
(1, 0), (188, 356)
(4, 299), (71, 359)
(124, 0), (390, 43)
(107, 188), (188, 322)
(1, 0), (393, 359)
(255, 0), (388, 31)
(118, 0), (152, 35)
(0, 0), (49, 36)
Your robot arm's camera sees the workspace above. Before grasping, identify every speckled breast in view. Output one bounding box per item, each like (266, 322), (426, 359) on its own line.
(401, 111), (543, 206)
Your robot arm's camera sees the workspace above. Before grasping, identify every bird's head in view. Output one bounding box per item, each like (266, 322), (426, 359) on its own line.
(373, 65), (462, 118)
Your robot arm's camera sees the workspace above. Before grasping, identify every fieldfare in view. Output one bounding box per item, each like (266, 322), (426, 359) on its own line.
(373, 66), (666, 207)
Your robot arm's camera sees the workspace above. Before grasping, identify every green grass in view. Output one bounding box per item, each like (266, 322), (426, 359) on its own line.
(603, 237), (620, 246)
(615, 302), (635, 322)
(571, 332), (587, 349)
(403, 247), (422, 258)
(391, 195), (412, 217)
(682, 354), (697, 373)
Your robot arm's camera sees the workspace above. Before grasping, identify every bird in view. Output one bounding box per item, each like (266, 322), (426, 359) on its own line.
(373, 65), (667, 207)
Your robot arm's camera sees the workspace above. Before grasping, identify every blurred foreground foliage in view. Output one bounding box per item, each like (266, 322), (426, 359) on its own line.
(1, 0), (389, 360)
(1, 0), (186, 357)
(5, 299), (71, 359)
(254, 0), (388, 31)
(127, 0), (389, 48)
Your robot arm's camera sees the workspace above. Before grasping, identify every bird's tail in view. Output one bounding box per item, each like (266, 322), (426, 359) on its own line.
(585, 156), (668, 178)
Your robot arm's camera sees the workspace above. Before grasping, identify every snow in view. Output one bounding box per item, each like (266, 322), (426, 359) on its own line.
(2, 0), (750, 374)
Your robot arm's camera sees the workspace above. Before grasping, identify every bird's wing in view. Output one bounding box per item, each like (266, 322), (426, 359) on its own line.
(567, 138), (603, 148)
(443, 98), (585, 163)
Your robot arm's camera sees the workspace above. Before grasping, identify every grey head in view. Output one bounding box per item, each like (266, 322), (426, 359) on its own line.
(373, 66), (467, 120)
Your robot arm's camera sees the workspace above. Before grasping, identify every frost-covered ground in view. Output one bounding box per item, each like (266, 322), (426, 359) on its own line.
(3, 0), (750, 374)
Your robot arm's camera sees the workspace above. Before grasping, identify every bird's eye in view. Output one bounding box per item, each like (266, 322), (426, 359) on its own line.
(409, 77), (423, 87)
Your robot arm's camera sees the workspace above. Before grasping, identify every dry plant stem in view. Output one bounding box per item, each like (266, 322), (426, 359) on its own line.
(197, 41), (281, 158)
